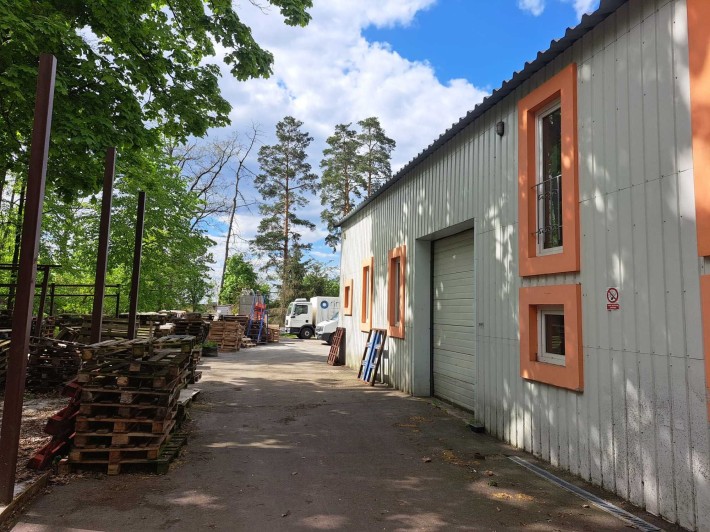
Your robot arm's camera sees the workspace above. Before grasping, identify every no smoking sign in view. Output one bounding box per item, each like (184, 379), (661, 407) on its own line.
(606, 287), (620, 311)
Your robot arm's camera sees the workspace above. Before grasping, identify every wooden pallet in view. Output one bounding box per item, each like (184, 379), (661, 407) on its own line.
(80, 379), (186, 407)
(62, 430), (188, 475)
(208, 321), (244, 351)
(240, 337), (256, 348)
(78, 401), (173, 420)
(68, 335), (197, 475)
(76, 413), (176, 435)
(25, 337), (82, 391)
(327, 328), (345, 366)
(267, 325), (280, 343)
(73, 420), (175, 448)
(357, 329), (387, 386)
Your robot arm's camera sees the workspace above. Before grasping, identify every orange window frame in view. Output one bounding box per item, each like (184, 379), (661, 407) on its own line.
(519, 284), (583, 392)
(360, 257), (374, 332)
(688, 0), (710, 257)
(343, 278), (354, 316)
(387, 246), (406, 339)
(518, 63), (580, 277)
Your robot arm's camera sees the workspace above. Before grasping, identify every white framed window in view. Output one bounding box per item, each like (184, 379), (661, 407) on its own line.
(536, 100), (563, 255)
(538, 307), (565, 366)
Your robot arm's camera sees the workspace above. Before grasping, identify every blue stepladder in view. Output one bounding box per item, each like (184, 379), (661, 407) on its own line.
(358, 328), (387, 386)
(247, 292), (268, 344)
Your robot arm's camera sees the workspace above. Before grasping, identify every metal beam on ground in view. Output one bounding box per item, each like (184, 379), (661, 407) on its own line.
(127, 191), (146, 339)
(0, 53), (56, 505)
(90, 147), (116, 344)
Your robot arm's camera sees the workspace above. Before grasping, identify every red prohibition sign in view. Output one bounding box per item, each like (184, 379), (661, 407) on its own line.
(606, 288), (619, 303)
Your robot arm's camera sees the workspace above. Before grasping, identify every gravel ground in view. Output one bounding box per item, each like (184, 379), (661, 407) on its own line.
(0, 391), (68, 483)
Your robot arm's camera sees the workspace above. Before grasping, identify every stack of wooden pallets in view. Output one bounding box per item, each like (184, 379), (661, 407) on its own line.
(25, 337), (82, 391)
(65, 336), (194, 474)
(153, 335), (202, 384)
(206, 321), (244, 351)
(172, 316), (208, 343)
(267, 325), (280, 343)
(78, 317), (135, 343)
(0, 338), (9, 389)
(31, 316), (56, 338)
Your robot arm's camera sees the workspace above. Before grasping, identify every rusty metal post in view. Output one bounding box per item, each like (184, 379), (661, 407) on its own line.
(34, 265), (50, 336)
(0, 54), (56, 504)
(114, 286), (120, 318)
(127, 192), (146, 339)
(49, 282), (56, 316)
(90, 147), (116, 343)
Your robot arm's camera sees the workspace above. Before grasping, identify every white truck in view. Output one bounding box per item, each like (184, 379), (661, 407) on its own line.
(283, 297), (339, 339)
(315, 313), (339, 345)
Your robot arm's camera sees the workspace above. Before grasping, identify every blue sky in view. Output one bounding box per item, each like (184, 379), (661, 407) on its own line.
(209, 0), (600, 288)
(364, 1), (596, 88)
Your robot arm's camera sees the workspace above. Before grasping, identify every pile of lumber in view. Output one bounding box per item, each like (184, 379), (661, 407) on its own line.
(267, 325), (280, 343)
(25, 337), (82, 391)
(31, 316), (56, 338)
(0, 338), (9, 388)
(65, 336), (195, 474)
(206, 321), (244, 351)
(172, 314), (209, 343)
(78, 317), (136, 343)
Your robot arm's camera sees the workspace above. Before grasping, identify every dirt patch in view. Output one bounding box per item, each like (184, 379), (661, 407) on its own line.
(393, 415), (434, 432)
(0, 391), (68, 484)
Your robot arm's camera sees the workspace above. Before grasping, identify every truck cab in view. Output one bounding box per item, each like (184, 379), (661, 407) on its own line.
(315, 312), (339, 344)
(283, 297), (339, 340)
(284, 299), (313, 338)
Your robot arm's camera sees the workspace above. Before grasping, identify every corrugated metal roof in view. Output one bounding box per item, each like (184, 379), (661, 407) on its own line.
(337, 0), (628, 228)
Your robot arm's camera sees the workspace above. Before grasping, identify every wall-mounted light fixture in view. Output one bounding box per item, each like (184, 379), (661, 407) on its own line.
(496, 121), (505, 137)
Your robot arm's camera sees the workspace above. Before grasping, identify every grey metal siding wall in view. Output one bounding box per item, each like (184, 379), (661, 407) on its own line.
(339, 0), (710, 529)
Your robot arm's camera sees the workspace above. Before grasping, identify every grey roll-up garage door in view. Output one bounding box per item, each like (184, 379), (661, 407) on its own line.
(432, 229), (476, 411)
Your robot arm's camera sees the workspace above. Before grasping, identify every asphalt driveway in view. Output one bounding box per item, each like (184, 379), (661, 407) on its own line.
(11, 339), (677, 531)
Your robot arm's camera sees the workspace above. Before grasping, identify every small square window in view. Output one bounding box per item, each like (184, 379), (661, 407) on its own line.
(538, 307), (565, 365)
(519, 284), (583, 391)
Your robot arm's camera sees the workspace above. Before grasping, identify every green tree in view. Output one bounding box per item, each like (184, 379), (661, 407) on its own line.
(220, 254), (259, 304)
(252, 116), (318, 310)
(302, 262), (339, 298)
(357, 117), (396, 197)
(33, 145), (215, 314)
(0, 0), (313, 198)
(319, 123), (364, 250)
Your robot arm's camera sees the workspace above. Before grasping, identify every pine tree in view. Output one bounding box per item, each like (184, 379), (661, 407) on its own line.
(357, 117), (396, 197)
(252, 116), (318, 315)
(319, 123), (365, 250)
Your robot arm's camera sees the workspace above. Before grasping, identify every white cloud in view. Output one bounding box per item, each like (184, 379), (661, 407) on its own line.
(205, 0), (489, 279)
(518, 0), (546, 16)
(517, 0), (599, 18)
(566, 0), (599, 18)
